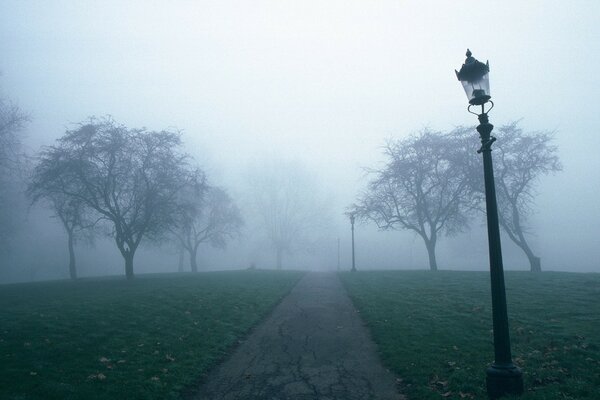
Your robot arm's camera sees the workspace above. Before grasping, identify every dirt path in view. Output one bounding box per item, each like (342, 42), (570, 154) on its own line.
(190, 272), (404, 400)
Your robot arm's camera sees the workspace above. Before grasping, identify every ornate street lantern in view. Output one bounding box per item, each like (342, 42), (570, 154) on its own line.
(456, 49), (491, 106)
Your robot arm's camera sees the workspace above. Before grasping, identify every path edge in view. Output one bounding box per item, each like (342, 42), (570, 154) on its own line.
(181, 270), (307, 400)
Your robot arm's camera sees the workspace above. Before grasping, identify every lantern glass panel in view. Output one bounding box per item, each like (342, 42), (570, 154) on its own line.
(460, 72), (490, 105)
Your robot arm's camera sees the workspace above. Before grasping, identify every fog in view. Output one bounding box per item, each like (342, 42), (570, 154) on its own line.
(1, 1), (599, 281)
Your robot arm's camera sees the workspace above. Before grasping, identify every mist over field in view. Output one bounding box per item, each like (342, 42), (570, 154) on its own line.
(1, 1), (599, 282)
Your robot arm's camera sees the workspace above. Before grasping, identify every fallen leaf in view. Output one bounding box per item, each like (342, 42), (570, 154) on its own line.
(88, 373), (107, 381)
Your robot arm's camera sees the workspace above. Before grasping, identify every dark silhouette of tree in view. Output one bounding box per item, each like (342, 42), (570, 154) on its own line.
(171, 185), (243, 272)
(29, 117), (201, 279)
(352, 129), (475, 271)
(467, 121), (562, 272)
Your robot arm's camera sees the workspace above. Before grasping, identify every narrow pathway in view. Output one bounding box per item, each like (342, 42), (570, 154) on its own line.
(191, 272), (404, 400)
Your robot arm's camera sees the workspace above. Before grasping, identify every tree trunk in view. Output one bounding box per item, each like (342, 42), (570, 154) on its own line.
(124, 249), (134, 280)
(178, 246), (184, 273)
(276, 247), (283, 270)
(528, 255), (541, 273)
(425, 240), (438, 271)
(67, 230), (77, 280)
(507, 203), (542, 272)
(519, 243), (542, 272)
(190, 247), (198, 273)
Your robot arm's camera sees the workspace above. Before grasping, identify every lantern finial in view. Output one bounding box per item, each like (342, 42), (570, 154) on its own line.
(466, 49), (472, 58)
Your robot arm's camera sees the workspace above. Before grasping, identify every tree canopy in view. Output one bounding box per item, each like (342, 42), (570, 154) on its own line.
(468, 121), (562, 271)
(29, 117), (202, 279)
(352, 128), (476, 271)
(0, 94), (29, 256)
(171, 185), (243, 272)
(247, 159), (330, 269)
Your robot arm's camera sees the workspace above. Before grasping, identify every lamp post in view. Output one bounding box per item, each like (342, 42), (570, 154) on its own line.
(455, 49), (524, 398)
(350, 214), (356, 272)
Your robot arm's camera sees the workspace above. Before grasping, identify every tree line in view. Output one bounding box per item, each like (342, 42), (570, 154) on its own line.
(26, 116), (244, 279)
(350, 124), (561, 272)
(1, 84), (560, 278)
(1, 87), (329, 280)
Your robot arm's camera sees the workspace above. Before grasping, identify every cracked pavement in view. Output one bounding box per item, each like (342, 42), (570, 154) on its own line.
(190, 272), (404, 400)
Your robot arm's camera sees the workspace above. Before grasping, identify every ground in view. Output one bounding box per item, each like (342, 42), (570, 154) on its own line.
(2, 269), (599, 400)
(190, 272), (402, 400)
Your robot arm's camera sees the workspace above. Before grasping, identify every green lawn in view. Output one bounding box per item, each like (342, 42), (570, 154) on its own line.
(0, 270), (304, 400)
(340, 270), (600, 400)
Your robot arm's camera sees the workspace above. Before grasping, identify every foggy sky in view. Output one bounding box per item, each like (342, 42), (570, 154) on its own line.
(1, 1), (599, 277)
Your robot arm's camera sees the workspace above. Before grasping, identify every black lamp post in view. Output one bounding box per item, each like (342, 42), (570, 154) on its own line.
(350, 214), (356, 272)
(456, 49), (524, 398)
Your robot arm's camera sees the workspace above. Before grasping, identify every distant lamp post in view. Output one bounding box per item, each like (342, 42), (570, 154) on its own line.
(349, 213), (356, 272)
(456, 49), (524, 398)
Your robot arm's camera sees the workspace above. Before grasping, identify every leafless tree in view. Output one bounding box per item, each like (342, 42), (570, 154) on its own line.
(26, 190), (94, 279)
(352, 129), (475, 271)
(248, 159), (329, 269)
(468, 121), (562, 272)
(0, 96), (29, 170)
(0, 94), (29, 254)
(171, 185), (243, 272)
(29, 116), (201, 279)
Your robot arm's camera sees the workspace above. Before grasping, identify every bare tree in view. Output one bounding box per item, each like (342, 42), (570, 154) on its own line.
(468, 121), (561, 272)
(352, 129), (475, 271)
(171, 185), (243, 272)
(26, 190), (94, 280)
(29, 117), (201, 279)
(0, 96), (29, 170)
(248, 159), (329, 269)
(0, 94), (29, 255)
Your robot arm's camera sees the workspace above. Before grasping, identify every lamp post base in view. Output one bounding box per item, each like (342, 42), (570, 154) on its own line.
(486, 363), (523, 398)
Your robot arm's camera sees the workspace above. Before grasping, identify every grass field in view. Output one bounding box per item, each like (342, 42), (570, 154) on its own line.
(0, 270), (304, 400)
(340, 270), (600, 400)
